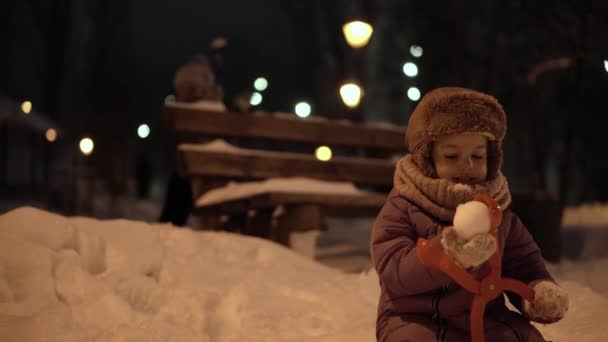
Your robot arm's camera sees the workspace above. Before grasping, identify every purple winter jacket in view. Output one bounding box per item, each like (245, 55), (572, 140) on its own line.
(371, 189), (553, 342)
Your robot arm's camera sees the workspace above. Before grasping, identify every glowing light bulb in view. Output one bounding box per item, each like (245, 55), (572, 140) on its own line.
(294, 102), (312, 118)
(402, 62), (418, 77)
(410, 45), (423, 58)
(250, 92), (263, 106)
(45, 129), (57, 142)
(137, 124), (150, 139)
(79, 137), (94, 156)
(21, 101), (32, 114)
(340, 83), (363, 108)
(342, 20), (373, 48)
(407, 87), (421, 101)
(254, 77), (268, 91)
(315, 146), (332, 161)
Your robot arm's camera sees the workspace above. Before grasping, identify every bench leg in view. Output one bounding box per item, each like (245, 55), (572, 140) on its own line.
(222, 212), (249, 234)
(247, 209), (274, 239)
(276, 205), (324, 257)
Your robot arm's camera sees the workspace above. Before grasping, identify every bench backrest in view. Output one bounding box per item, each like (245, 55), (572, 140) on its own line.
(164, 103), (405, 153)
(164, 102), (406, 192)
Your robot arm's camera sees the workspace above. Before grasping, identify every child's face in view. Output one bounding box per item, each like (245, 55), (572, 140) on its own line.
(431, 133), (488, 184)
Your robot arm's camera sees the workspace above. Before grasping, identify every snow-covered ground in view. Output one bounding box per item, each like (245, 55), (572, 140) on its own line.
(1, 207), (607, 341)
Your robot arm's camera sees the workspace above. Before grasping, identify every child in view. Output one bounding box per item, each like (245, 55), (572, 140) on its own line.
(370, 87), (568, 341)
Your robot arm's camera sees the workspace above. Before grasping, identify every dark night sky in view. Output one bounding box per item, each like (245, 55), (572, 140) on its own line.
(129, 0), (320, 118)
(3, 0), (608, 203)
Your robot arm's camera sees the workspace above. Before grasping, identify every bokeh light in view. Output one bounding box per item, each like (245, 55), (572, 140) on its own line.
(79, 137), (94, 156)
(137, 124), (150, 139)
(294, 102), (312, 118)
(250, 92), (263, 106)
(407, 87), (421, 101)
(45, 129), (57, 142)
(339, 83), (363, 108)
(21, 101), (32, 114)
(342, 20), (373, 48)
(402, 62), (418, 77)
(254, 77), (268, 91)
(410, 45), (423, 58)
(315, 146), (333, 162)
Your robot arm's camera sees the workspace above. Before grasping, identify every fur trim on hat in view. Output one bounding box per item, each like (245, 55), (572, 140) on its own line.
(405, 87), (507, 180)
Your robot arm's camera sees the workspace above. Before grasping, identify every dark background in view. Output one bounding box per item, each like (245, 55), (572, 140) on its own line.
(1, 0), (608, 217)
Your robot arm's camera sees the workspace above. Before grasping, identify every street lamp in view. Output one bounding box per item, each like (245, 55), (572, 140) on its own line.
(340, 82), (363, 108)
(254, 77), (268, 92)
(137, 124), (150, 139)
(342, 20), (373, 48)
(315, 146), (332, 161)
(250, 92), (263, 106)
(402, 62), (418, 77)
(21, 101), (32, 114)
(79, 137), (94, 156)
(410, 45), (423, 58)
(294, 101), (312, 118)
(45, 129), (57, 142)
(604, 60), (608, 72)
(407, 87), (421, 101)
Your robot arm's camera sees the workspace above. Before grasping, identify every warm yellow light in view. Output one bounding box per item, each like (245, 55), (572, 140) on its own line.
(45, 129), (57, 142)
(315, 146), (332, 161)
(340, 83), (363, 108)
(79, 137), (94, 156)
(21, 101), (32, 114)
(342, 20), (373, 48)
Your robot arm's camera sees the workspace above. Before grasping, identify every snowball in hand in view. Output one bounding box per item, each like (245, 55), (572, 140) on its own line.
(453, 200), (492, 240)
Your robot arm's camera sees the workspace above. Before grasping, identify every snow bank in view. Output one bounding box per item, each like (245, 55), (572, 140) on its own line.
(0, 207), (376, 342)
(1, 207), (606, 341)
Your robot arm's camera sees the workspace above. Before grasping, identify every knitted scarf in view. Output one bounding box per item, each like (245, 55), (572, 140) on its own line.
(393, 155), (511, 222)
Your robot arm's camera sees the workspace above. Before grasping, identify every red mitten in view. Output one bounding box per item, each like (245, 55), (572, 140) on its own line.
(441, 227), (497, 269)
(524, 281), (569, 323)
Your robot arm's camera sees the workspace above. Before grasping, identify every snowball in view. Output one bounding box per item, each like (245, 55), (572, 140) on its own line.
(453, 201), (491, 240)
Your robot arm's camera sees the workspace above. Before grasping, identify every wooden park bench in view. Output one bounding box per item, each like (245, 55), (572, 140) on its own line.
(163, 102), (406, 247)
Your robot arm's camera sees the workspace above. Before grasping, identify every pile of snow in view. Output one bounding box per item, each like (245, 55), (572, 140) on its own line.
(0, 207), (377, 342)
(1, 207), (607, 341)
(196, 177), (366, 207)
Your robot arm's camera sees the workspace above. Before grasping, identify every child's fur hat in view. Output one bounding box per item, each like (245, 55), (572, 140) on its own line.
(405, 87), (507, 180)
